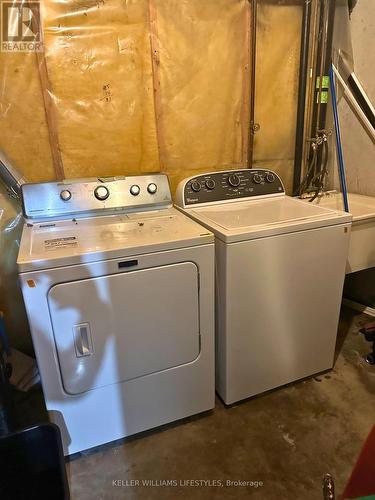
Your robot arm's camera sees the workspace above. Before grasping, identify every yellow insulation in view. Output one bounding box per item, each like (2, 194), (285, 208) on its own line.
(154, 0), (249, 192)
(0, 51), (55, 182)
(0, 0), (302, 193)
(43, 0), (160, 178)
(253, 2), (302, 193)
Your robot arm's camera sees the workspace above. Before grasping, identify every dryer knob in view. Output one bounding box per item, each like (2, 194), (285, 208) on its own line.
(147, 183), (158, 194)
(266, 173), (275, 183)
(94, 186), (110, 200)
(253, 174), (263, 184)
(130, 185), (140, 196)
(205, 179), (216, 190)
(60, 190), (72, 201)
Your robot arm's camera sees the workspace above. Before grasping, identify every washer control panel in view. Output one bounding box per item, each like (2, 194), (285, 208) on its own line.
(176, 169), (284, 207)
(22, 174), (172, 221)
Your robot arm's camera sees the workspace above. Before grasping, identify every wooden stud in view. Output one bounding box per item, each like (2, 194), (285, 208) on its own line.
(31, 3), (64, 180)
(241, 0), (252, 167)
(247, 0), (258, 168)
(148, 0), (165, 171)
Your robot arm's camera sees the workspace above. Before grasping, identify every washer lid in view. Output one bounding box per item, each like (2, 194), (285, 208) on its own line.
(187, 196), (352, 242)
(17, 207), (213, 272)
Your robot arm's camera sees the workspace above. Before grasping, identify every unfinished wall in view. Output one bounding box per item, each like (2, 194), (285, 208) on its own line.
(0, 0), (303, 192)
(154, 0), (249, 192)
(39, 0), (159, 179)
(253, 1), (302, 193)
(339, 0), (375, 196)
(0, 51), (55, 182)
(0, 0), (257, 192)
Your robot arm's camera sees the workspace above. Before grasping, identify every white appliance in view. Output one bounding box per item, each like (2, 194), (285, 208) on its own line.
(17, 174), (215, 455)
(175, 169), (352, 405)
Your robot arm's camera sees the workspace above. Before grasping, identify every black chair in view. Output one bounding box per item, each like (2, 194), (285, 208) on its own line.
(0, 423), (70, 500)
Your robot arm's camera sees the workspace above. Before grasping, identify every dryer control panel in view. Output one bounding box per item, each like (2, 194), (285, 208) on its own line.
(21, 174), (172, 221)
(175, 169), (285, 208)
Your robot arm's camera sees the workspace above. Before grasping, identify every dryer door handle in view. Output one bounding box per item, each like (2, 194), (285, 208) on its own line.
(73, 324), (93, 357)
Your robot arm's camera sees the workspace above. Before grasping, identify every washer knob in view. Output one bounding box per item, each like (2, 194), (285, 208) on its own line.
(266, 173), (276, 183)
(94, 186), (110, 200)
(130, 184), (140, 196)
(205, 179), (216, 190)
(228, 174), (240, 187)
(60, 190), (71, 201)
(253, 173), (263, 184)
(147, 183), (157, 194)
(191, 181), (202, 192)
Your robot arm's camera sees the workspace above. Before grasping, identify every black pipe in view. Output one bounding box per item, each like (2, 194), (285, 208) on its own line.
(313, 0), (336, 177)
(305, 0), (325, 189)
(292, 0), (312, 193)
(309, 0), (325, 143)
(304, 0), (336, 191)
(318, 0), (336, 132)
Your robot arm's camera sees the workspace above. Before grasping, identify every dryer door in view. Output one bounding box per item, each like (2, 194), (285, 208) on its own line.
(48, 262), (200, 395)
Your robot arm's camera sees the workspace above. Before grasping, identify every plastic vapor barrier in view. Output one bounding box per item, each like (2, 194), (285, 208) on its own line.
(0, 183), (31, 355)
(0, 0), (255, 191)
(41, 0), (160, 178)
(0, 49), (55, 182)
(154, 0), (249, 191)
(253, 1), (302, 193)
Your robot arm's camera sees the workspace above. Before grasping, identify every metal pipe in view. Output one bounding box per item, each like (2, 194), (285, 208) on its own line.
(293, 0), (312, 193)
(305, 0), (335, 189)
(305, 0), (326, 188)
(329, 64), (349, 212)
(302, 0), (320, 175)
(309, 0), (325, 144)
(315, 0), (329, 135)
(317, 0), (336, 131)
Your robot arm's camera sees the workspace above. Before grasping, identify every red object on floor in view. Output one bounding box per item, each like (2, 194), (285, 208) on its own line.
(341, 425), (375, 499)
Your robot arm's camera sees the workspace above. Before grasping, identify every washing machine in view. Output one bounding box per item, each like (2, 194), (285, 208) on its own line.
(17, 174), (215, 455)
(175, 169), (352, 405)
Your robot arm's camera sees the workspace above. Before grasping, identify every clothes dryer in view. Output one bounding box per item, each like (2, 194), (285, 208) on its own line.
(18, 174), (214, 454)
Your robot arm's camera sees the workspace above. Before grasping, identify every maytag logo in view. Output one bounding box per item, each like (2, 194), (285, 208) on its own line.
(1, 1), (43, 52)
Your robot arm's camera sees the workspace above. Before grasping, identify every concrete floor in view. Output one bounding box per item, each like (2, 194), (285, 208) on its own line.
(15, 306), (375, 499)
(58, 307), (373, 500)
